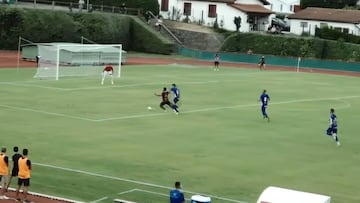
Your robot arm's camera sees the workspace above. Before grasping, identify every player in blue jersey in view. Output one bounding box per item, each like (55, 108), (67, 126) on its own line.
(259, 89), (270, 122)
(326, 108), (340, 146)
(170, 84), (180, 110)
(170, 181), (185, 203)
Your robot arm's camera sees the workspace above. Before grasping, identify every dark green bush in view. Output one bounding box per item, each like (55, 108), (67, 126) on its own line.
(315, 27), (360, 44)
(0, 7), (174, 54)
(129, 17), (175, 54)
(221, 33), (360, 62)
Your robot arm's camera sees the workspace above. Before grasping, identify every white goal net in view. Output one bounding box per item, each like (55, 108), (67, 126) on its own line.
(34, 43), (122, 80)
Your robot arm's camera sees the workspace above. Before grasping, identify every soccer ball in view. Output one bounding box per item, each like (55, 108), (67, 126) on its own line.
(147, 106), (152, 110)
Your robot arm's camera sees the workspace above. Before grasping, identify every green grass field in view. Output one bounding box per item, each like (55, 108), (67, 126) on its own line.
(1, 64), (360, 203)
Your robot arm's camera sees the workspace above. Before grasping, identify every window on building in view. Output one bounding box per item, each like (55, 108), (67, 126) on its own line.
(300, 22), (308, 28)
(334, 27), (341, 32)
(290, 5), (293, 12)
(184, 3), (192, 16)
(161, 0), (169, 11)
(270, 3), (273, 10)
(208, 4), (216, 18)
(280, 4), (283, 11)
(343, 28), (349, 33)
(320, 23), (328, 28)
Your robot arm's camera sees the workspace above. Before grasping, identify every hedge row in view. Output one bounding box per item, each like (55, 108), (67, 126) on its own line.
(315, 27), (360, 44)
(221, 33), (360, 62)
(0, 7), (174, 54)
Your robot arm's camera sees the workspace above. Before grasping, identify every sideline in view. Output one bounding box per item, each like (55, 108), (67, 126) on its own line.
(34, 163), (249, 203)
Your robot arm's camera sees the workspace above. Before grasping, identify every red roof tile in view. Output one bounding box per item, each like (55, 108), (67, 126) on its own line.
(288, 7), (360, 23)
(184, 0), (270, 5)
(229, 3), (273, 14)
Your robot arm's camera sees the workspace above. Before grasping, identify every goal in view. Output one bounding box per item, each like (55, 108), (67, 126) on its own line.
(34, 43), (123, 80)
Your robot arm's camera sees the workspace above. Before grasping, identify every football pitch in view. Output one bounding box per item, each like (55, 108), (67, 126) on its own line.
(0, 64), (360, 203)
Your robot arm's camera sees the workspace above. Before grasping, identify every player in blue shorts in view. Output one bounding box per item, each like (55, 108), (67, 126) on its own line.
(170, 181), (185, 203)
(326, 108), (340, 146)
(170, 84), (180, 110)
(259, 89), (270, 122)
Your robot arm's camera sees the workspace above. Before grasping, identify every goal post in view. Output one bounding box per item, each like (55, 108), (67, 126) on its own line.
(17, 36), (38, 72)
(34, 43), (122, 80)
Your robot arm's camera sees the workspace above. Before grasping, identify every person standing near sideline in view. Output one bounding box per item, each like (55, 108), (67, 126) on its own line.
(259, 89), (270, 122)
(6, 146), (22, 190)
(170, 181), (185, 203)
(326, 108), (340, 146)
(15, 149), (31, 203)
(214, 53), (220, 71)
(259, 55), (266, 70)
(0, 147), (9, 199)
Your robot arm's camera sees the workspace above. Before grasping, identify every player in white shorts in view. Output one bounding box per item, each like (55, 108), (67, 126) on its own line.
(101, 64), (114, 85)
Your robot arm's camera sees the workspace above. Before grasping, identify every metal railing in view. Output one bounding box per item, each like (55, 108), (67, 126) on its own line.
(12, 0), (142, 15)
(147, 11), (183, 46)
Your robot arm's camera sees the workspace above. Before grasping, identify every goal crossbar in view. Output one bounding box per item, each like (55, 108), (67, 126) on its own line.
(35, 43), (122, 80)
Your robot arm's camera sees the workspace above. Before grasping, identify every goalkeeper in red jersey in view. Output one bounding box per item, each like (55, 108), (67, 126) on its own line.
(101, 64), (114, 85)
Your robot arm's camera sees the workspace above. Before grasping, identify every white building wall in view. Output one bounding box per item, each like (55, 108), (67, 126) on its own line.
(265, 0), (300, 14)
(235, 0), (263, 5)
(159, 1), (243, 31)
(289, 19), (360, 36)
(158, 0), (270, 31)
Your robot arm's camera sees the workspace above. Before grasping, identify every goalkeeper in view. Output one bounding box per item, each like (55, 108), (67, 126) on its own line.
(101, 64), (114, 85)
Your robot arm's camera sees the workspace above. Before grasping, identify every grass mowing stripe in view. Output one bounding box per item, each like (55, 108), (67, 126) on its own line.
(95, 95), (359, 121)
(0, 95), (358, 122)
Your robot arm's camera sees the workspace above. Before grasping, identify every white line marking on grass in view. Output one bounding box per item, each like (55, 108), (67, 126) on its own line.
(118, 189), (137, 195)
(34, 163), (248, 203)
(0, 82), (68, 90)
(89, 196), (108, 203)
(1, 95), (359, 122)
(0, 104), (96, 122)
(94, 95), (360, 121)
(133, 189), (249, 203)
(133, 189), (169, 198)
(0, 80), (219, 91)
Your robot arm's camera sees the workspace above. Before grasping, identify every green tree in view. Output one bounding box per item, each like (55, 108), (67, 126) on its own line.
(301, 0), (358, 9)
